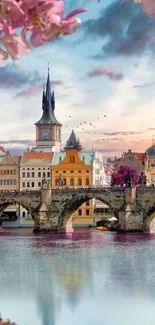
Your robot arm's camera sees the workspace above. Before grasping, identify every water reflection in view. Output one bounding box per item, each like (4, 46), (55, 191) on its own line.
(0, 232), (155, 325)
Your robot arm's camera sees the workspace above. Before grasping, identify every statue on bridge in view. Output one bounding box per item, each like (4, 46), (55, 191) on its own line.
(42, 177), (50, 190)
(124, 170), (132, 188)
(139, 172), (147, 187)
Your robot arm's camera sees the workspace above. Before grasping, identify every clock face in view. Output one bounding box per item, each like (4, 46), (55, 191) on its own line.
(42, 130), (49, 140)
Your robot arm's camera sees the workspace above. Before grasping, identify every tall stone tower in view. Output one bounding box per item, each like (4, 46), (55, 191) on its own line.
(34, 67), (62, 152)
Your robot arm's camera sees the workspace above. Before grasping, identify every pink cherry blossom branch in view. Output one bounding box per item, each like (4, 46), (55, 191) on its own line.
(0, 0), (87, 64)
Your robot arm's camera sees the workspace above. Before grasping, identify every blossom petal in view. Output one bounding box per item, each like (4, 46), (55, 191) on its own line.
(141, 0), (155, 17)
(0, 34), (31, 63)
(64, 8), (88, 20)
(0, 47), (9, 63)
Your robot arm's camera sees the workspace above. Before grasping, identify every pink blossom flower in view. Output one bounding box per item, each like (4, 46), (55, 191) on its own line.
(141, 0), (155, 17)
(0, 0), (87, 64)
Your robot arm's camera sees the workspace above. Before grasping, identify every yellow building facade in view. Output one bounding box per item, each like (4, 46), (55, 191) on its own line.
(51, 130), (95, 226)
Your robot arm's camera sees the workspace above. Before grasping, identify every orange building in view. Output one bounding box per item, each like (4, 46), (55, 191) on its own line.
(51, 130), (95, 227)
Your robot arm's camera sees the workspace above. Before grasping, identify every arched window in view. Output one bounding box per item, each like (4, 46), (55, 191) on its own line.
(86, 178), (89, 186)
(63, 178), (66, 186)
(78, 178), (82, 186)
(70, 178), (74, 186)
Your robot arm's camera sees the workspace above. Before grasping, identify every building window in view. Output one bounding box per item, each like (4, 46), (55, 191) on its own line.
(86, 178), (89, 186)
(69, 156), (75, 163)
(27, 172), (30, 178)
(78, 170), (81, 173)
(22, 212), (25, 218)
(56, 171), (59, 173)
(47, 171), (50, 178)
(78, 178), (82, 186)
(38, 182), (41, 187)
(22, 172), (25, 178)
(55, 179), (58, 186)
(86, 201), (89, 206)
(63, 171), (66, 173)
(22, 182), (25, 188)
(27, 182), (30, 188)
(38, 172), (41, 177)
(32, 182), (35, 188)
(70, 178), (74, 186)
(7, 170), (9, 175)
(78, 209), (82, 216)
(43, 172), (46, 178)
(86, 170), (89, 173)
(32, 172), (35, 177)
(71, 170), (74, 173)
(63, 178), (66, 186)
(86, 209), (89, 216)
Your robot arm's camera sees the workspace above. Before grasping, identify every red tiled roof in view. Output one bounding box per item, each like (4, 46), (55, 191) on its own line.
(104, 166), (114, 175)
(135, 153), (146, 161)
(13, 155), (22, 164)
(23, 152), (53, 160)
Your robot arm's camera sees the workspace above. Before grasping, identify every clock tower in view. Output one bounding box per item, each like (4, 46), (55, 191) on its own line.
(34, 67), (62, 152)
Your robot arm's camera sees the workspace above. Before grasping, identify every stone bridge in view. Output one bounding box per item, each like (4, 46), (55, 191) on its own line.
(1, 185), (155, 233)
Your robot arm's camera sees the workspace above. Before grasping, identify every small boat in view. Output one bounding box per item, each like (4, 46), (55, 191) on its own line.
(96, 226), (108, 232)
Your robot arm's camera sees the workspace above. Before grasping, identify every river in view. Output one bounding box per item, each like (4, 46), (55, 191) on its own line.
(0, 229), (155, 325)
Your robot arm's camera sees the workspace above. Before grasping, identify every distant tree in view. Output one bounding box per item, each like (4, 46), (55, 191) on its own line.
(111, 165), (140, 187)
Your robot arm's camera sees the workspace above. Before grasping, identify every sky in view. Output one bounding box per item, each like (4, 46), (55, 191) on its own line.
(1, 0), (155, 157)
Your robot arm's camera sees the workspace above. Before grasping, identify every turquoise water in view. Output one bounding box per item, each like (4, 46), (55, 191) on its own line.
(0, 230), (155, 325)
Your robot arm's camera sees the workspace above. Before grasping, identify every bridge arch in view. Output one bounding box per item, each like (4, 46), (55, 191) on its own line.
(143, 205), (155, 232)
(0, 192), (41, 220)
(0, 200), (36, 219)
(58, 192), (119, 229)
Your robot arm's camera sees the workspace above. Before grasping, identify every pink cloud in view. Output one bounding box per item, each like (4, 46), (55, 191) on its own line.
(82, 138), (152, 157)
(15, 86), (40, 98)
(88, 67), (124, 81)
(15, 80), (63, 98)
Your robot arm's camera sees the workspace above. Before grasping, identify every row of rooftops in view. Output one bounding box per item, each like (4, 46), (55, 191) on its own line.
(0, 147), (96, 166)
(0, 149), (113, 176)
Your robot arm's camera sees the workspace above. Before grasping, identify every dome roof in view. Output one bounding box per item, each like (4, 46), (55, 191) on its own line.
(145, 145), (155, 156)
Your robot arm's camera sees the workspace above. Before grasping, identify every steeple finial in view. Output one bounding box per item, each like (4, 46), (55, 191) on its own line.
(48, 62), (49, 73)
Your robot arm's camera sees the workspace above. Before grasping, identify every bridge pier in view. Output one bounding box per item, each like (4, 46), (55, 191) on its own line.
(117, 188), (144, 233)
(33, 204), (59, 233)
(118, 209), (144, 233)
(33, 181), (60, 233)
